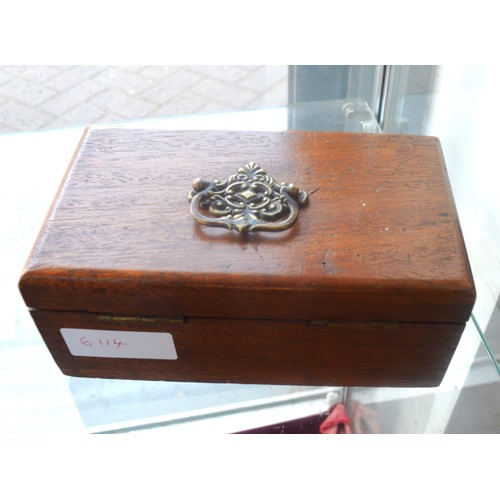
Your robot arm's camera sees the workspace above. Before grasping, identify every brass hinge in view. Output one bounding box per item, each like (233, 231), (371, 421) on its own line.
(98, 314), (185, 324)
(309, 320), (400, 329)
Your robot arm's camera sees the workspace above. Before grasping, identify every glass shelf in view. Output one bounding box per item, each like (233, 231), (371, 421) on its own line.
(2, 98), (497, 434)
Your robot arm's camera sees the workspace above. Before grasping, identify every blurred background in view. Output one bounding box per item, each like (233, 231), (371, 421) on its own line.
(0, 65), (289, 133)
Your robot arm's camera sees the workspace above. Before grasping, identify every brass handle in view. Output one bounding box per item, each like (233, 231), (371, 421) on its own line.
(188, 162), (309, 234)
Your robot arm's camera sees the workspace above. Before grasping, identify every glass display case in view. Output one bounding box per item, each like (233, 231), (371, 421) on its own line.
(2, 66), (499, 434)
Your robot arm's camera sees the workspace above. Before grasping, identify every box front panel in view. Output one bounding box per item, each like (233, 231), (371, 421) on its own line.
(30, 310), (465, 387)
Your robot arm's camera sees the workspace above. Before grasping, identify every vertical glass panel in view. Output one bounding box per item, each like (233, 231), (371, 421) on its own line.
(380, 66), (438, 134)
(288, 65), (384, 124)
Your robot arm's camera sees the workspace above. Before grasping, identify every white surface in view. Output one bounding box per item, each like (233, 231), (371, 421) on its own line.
(61, 328), (178, 360)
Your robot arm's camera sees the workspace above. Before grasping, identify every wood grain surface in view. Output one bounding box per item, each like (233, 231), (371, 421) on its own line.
(30, 309), (465, 387)
(19, 128), (475, 323)
(18, 128), (476, 386)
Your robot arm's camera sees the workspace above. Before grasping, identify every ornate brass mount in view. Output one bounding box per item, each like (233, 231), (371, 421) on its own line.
(188, 162), (309, 234)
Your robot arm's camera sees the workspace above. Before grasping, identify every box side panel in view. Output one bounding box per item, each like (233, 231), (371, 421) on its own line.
(30, 310), (466, 387)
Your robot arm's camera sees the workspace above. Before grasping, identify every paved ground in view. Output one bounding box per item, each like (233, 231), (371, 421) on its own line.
(0, 65), (289, 134)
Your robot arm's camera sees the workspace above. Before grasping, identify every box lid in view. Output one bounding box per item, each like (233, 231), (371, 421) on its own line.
(19, 128), (476, 323)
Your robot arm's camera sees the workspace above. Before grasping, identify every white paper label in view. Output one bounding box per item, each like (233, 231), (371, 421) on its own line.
(60, 328), (178, 360)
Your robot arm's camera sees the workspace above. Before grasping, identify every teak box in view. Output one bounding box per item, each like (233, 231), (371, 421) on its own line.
(19, 128), (476, 387)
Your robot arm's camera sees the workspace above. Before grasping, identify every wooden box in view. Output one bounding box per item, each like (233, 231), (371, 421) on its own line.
(18, 128), (476, 387)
